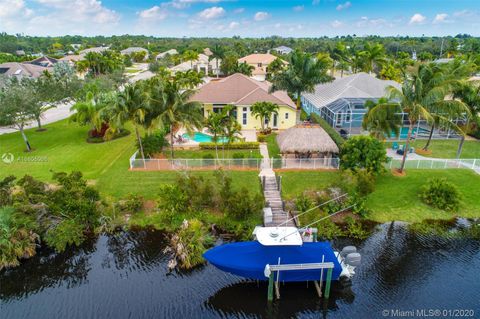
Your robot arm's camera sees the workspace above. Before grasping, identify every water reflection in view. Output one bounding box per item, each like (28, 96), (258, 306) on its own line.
(1, 223), (479, 319)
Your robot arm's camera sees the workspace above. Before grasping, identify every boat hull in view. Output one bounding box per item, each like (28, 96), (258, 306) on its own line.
(203, 241), (343, 282)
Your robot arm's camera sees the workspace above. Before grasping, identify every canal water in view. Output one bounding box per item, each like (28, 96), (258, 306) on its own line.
(1, 223), (479, 319)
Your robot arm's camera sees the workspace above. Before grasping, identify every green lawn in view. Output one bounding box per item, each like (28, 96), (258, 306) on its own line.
(169, 148), (261, 159)
(0, 120), (262, 200)
(265, 133), (281, 159)
(385, 139), (480, 159)
(281, 169), (480, 223)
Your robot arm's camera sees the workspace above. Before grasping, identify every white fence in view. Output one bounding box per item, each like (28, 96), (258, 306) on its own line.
(270, 158), (340, 170)
(388, 158), (480, 173)
(130, 157), (263, 170)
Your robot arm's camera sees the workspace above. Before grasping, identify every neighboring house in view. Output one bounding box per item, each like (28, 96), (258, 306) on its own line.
(191, 73), (297, 130)
(273, 46), (293, 55)
(70, 44), (82, 50)
(203, 48), (213, 56)
(301, 72), (400, 133)
(156, 49), (178, 60)
(26, 56), (58, 67)
(59, 55), (83, 67)
(120, 47), (149, 60)
(15, 50), (26, 56)
(0, 62), (52, 78)
(79, 46), (110, 55)
(170, 53), (221, 76)
(238, 53), (287, 81)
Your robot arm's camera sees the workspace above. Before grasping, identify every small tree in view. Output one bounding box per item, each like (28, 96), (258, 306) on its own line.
(420, 178), (462, 212)
(205, 111), (226, 160)
(340, 135), (388, 175)
(0, 79), (36, 151)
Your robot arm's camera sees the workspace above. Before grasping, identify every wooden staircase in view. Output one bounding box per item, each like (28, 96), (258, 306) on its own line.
(262, 176), (296, 227)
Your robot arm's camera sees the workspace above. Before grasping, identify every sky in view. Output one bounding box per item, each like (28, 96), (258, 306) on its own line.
(0, 0), (479, 37)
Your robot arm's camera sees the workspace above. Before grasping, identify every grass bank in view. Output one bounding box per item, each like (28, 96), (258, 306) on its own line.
(280, 169), (480, 223)
(0, 120), (262, 200)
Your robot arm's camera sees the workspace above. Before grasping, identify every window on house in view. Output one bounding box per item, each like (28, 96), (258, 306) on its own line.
(242, 112), (247, 125)
(257, 63), (262, 67)
(285, 113), (289, 119)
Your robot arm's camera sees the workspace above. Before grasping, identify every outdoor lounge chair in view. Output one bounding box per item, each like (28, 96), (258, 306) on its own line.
(392, 142), (399, 150)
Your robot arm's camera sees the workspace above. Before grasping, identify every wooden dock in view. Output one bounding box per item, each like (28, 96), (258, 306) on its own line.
(262, 175), (296, 227)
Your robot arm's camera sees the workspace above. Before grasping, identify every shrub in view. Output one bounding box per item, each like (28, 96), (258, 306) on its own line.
(232, 152), (244, 165)
(119, 194), (144, 214)
(295, 193), (314, 212)
(257, 134), (267, 142)
(419, 178), (462, 212)
(171, 219), (213, 269)
(344, 217), (370, 239)
(310, 113), (345, 147)
(202, 153), (215, 165)
(199, 142), (259, 149)
(44, 219), (85, 252)
(227, 187), (263, 220)
(139, 132), (168, 158)
(158, 184), (189, 217)
(355, 169), (376, 196)
(340, 135), (388, 175)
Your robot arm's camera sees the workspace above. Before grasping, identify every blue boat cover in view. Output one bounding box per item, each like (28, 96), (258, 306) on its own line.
(203, 241), (342, 282)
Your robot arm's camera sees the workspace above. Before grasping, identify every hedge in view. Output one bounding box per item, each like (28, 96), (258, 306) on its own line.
(199, 142), (260, 149)
(310, 113), (345, 148)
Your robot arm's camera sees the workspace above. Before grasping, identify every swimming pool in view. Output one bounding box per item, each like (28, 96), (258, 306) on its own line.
(389, 127), (430, 139)
(183, 132), (228, 143)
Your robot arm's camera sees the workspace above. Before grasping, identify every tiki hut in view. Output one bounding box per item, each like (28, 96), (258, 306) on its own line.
(276, 125), (339, 159)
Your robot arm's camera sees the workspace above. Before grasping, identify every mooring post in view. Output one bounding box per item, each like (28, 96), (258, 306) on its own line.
(268, 272), (274, 302)
(324, 267), (333, 299)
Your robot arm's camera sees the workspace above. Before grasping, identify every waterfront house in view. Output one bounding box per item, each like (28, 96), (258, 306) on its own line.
(191, 73), (297, 130)
(301, 72), (400, 134)
(79, 46), (110, 55)
(238, 53), (287, 82)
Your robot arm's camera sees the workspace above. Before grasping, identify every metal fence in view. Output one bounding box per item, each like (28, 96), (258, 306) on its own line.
(387, 158), (480, 173)
(130, 157), (264, 170)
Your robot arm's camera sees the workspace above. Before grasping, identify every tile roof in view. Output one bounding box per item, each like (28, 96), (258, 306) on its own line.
(190, 73), (296, 108)
(0, 62), (52, 78)
(302, 72), (401, 109)
(238, 53), (287, 76)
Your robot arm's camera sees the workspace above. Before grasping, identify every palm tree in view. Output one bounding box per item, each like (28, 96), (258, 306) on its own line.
(251, 101), (279, 133)
(362, 97), (402, 139)
(110, 83), (148, 161)
(183, 50), (199, 71)
(453, 81), (480, 158)
(366, 77), (435, 173)
(174, 70), (204, 89)
(205, 111), (227, 160)
(420, 62), (472, 151)
(210, 44), (225, 78)
(270, 50), (332, 111)
(362, 42), (386, 74)
(149, 79), (204, 159)
(235, 62), (254, 76)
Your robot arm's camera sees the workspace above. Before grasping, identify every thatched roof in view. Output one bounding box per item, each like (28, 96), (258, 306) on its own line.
(276, 125), (339, 154)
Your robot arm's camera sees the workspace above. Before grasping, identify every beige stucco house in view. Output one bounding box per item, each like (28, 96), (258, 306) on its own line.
(238, 53), (287, 82)
(191, 73), (297, 130)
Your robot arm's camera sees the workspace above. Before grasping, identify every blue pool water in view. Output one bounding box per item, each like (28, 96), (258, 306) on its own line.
(183, 132), (228, 143)
(392, 127), (430, 139)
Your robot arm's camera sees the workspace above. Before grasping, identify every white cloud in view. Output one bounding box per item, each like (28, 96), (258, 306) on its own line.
(228, 21), (239, 29)
(433, 13), (448, 24)
(166, 0), (223, 9)
(138, 6), (168, 21)
(0, 0), (34, 19)
(254, 11), (270, 21)
(331, 20), (343, 28)
(198, 6), (225, 19)
(453, 10), (474, 18)
(293, 5), (304, 12)
(233, 8), (244, 14)
(409, 13), (426, 25)
(336, 1), (351, 11)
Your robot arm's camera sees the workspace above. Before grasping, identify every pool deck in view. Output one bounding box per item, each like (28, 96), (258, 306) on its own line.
(173, 129), (257, 147)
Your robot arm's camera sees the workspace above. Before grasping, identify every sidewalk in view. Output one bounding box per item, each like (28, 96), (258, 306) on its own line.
(259, 143), (275, 177)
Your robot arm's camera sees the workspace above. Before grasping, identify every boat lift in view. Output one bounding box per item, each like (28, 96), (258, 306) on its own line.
(264, 255), (334, 301)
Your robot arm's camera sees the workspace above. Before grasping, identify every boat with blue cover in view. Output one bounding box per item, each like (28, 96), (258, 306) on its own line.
(203, 225), (361, 283)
